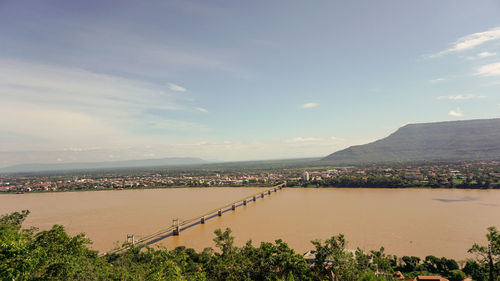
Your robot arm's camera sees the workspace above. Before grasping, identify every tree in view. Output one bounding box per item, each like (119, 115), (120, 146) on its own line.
(447, 269), (467, 281)
(360, 272), (386, 281)
(0, 210), (35, 280)
(469, 226), (500, 281)
(207, 228), (311, 281)
(355, 248), (373, 272)
(400, 256), (421, 272)
(463, 260), (487, 281)
(28, 224), (104, 280)
(370, 247), (393, 274)
(0, 210), (108, 280)
(311, 234), (360, 281)
(422, 255), (458, 275)
(213, 228), (235, 257)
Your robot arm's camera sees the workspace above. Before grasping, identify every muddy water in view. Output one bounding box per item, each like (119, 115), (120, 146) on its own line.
(1, 188), (499, 259)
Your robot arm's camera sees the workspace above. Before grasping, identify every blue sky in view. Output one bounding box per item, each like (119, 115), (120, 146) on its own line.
(0, 0), (499, 166)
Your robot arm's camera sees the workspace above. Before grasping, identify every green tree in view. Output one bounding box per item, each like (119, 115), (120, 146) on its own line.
(370, 247), (394, 274)
(400, 256), (421, 272)
(0, 210), (35, 280)
(311, 234), (360, 281)
(463, 260), (487, 281)
(447, 269), (467, 281)
(213, 228), (235, 257)
(355, 248), (373, 272)
(0, 210), (107, 281)
(207, 228), (311, 281)
(360, 272), (386, 281)
(469, 226), (500, 281)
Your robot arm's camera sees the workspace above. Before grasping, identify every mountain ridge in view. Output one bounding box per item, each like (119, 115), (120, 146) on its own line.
(322, 118), (500, 164)
(0, 157), (207, 173)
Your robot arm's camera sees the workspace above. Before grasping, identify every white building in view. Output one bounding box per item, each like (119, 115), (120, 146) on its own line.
(302, 171), (310, 181)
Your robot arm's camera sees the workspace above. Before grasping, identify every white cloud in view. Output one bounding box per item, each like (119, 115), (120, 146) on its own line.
(301, 102), (319, 109)
(478, 51), (496, 58)
(437, 94), (487, 100)
(286, 136), (344, 145)
(287, 137), (322, 143)
(431, 27), (500, 57)
(141, 117), (209, 132)
(448, 108), (463, 117)
(429, 78), (446, 83)
(0, 59), (206, 151)
(23, 19), (246, 78)
(63, 147), (101, 152)
(196, 107), (208, 113)
(0, 100), (126, 145)
(330, 136), (344, 141)
(167, 82), (187, 92)
(467, 51), (497, 60)
(481, 81), (500, 87)
(0, 134), (351, 167)
(476, 62), (500, 76)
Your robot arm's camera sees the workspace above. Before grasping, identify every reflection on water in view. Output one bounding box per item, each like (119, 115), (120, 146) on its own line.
(0, 188), (499, 259)
(432, 196), (479, 203)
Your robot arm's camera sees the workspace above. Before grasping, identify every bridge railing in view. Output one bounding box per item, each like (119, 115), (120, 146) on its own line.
(179, 186), (277, 226)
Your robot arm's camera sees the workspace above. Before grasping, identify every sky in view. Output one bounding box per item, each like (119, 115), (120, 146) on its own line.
(0, 0), (500, 167)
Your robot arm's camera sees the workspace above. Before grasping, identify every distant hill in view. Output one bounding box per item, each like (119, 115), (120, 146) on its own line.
(322, 118), (500, 164)
(0, 157), (207, 173)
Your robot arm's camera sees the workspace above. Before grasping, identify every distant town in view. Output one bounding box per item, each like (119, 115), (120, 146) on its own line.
(1, 160), (499, 193)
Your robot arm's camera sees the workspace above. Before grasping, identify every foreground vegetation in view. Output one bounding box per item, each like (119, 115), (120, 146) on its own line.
(1, 211), (499, 281)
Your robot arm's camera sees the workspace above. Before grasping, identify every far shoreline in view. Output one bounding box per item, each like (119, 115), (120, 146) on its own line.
(1, 185), (498, 195)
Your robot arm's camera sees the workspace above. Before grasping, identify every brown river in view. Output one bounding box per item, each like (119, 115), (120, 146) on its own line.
(1, 188), (499, 259)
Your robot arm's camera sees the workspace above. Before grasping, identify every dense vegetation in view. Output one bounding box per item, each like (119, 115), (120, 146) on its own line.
(1, 211), (499, 280)
(288, 175), (499, 189)
(323, 118), (500, 165)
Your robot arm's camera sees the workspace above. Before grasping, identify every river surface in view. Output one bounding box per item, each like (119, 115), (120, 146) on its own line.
(1, 187), (499, 259)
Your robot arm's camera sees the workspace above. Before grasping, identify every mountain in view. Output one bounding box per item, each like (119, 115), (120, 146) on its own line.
(322, 118), (500, 164)
(0, 157), (207, 173)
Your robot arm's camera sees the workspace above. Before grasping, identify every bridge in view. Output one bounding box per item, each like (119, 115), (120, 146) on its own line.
(102, 184), (286, 256)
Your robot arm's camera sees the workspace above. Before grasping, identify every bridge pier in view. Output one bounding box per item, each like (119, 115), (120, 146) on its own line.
(243, 200), (247, 206)
(172, 218), (180, 236)
(267, 190), (271, 195)
(261, 193), (265, 198)
(126, 234), (135, 245)
(218, 209), (222, 216)
(253, 196), (257, 201)
(200, 216), (205, 224)
(232, 204), (236, 211)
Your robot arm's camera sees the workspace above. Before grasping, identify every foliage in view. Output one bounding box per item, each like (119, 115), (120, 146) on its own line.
(359, 272), (386, 281)
(447, 269), (467, 281)
(463, 260), (487, 281)
(310, 234), (361, 281)
(0, 210), (105, 280)
(468, 226), (500, 281)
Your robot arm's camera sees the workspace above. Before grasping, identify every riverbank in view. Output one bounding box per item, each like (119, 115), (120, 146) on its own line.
(0, 184), (276, 194)
(2, 183), (498, 195)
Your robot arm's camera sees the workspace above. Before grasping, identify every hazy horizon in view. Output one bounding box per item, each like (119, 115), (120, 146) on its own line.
(1, 0), (500, 167)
